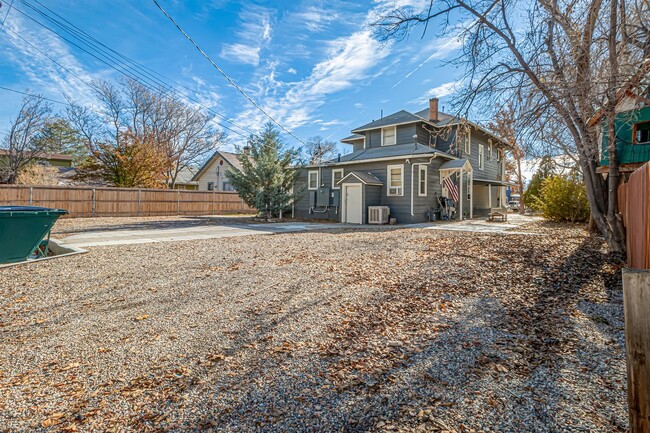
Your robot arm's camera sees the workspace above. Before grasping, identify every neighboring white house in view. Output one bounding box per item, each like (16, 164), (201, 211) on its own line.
(191, 150), (242, 191)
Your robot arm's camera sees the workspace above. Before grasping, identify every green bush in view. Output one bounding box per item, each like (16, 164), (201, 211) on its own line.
(533, 176), (590, 222)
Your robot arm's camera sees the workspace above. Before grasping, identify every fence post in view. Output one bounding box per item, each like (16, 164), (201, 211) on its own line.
(177, 190), (180, 215)
(623, 269), (650, 433)
(92, 188), (96, 217)
(29, 187), (33, 205)
(137, 189), (141, 216)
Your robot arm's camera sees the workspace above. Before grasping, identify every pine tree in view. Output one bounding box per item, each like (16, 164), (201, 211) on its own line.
(227, 123), (301, 219)
(523, 155), (556, 210)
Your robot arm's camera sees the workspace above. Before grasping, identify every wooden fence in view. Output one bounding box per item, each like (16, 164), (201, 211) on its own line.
(618, 163), (650, 269)
(0, 185), (256, 218)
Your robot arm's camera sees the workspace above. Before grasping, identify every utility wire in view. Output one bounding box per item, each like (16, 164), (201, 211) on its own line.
(5, 3), (251, 139)
(0, 0), (15, 29)
(152, 0), (308, 146)
(22, 0), (255, 136)
(0, 86), (67, 104)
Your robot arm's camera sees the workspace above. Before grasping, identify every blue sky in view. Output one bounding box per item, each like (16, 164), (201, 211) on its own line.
(0, 0), (465, 154)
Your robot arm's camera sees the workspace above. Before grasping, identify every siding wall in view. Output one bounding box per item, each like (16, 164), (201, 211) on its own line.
(196, 156), (237, 191)
(294, 156), (444, 223)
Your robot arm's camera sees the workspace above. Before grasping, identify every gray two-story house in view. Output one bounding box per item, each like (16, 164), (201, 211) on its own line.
(293, 98), (511, 224)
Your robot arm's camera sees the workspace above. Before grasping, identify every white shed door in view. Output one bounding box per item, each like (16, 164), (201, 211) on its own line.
(343, 185), (362, 224)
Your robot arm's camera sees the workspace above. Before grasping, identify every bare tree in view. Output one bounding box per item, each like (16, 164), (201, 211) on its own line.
(487, 103), (526, 214)
(304, 136), (337, 164)
(67, 78), (226, 188)
(373, 0), (649, 252)
(0, 95), (53, 184)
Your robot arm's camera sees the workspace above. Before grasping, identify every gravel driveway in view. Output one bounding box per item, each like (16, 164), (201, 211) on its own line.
(0, 221), (627, 432)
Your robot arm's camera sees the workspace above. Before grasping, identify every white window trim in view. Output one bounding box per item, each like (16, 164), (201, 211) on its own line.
(496, 148), (502, 162)
(386, 164), (404, 196)
(487, 140), (493, 161)
(381, 126), (397, 146)
(418, 165), (428, 197)
(464, 128), (471, 155)
(332, 168), (343, 190)
(308, 170), (319, 190)
(363, 135), (366, 149)
(478, 144), (485, 170)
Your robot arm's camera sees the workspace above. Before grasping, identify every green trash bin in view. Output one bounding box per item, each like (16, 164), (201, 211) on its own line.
(0, 206), (68, 264)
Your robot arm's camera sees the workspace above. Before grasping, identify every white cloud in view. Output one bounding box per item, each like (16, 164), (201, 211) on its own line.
(392, 35), (463, 88)
(292, 6), (338, 32)
(220, 43), (262, 66)
(287, 68), (297, 74)
(354, 102), (365, 109)
(233, 29), (391, 136)
(220, 5), (273, 67)
(410, 81), (461, 105)
(1, 14), (101, 106)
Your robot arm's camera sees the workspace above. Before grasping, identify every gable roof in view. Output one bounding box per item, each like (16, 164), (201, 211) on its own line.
(348, 107), (511, 148)
(341, 134), (364, 143)
(338, 171), (383, 186)
(192, 150), (243, 181)
(351, 110), (427, 133)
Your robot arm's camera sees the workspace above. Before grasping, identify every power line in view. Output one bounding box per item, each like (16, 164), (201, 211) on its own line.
(0, 86), (67, 104)
(0, 0), (15, 29)
(5, 3), (251, 139)
(22, 0), (255, 136)
(152, 0), (308, 146)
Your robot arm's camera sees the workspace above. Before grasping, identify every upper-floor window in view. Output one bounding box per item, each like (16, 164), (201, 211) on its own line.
(332, 169), (343, 189)
(462, 128), (471, 155)
(496, 148), (502, 162)
(487, 139), (493, 161)
(634, 121), (650, 144)
(381, 127), (397, 146)
(418, 165), (427, 197)
(308, 170), (319, 190)
(478, 144), (485, 170)
(207, 182), (214, 191)
(387, 164), (404, 196)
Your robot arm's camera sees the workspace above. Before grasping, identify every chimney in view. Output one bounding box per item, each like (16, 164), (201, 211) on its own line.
(429, 98), (439, 122)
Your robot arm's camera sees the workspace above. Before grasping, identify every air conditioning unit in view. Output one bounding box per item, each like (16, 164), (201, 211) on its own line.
(368, 206), (390, 224)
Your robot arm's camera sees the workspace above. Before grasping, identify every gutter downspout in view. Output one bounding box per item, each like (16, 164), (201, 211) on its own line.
(411, 155), (438, 217)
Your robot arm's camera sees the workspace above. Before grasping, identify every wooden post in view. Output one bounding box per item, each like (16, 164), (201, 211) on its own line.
(177, 190), (180, 214)
(29, 187), (33, 205)
(623, 269), (650, 433)
(137, 189), (141, 216)
(91, 188), (96, 217)
(459, 169), (463, 221)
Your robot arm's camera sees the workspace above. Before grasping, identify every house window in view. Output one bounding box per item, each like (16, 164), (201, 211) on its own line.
(463, 129), (471, 154)
(207, 182), (214, 191)
(418, 165), (427, 197)
(487, 139), (493, 161)
(222, 182), (234, 192)
(634, 121), (650, 144)
(308, 170), (319, 190)
(332, 169), (343, 189)
(496, 148), (502, 162)
(382, 127), (397, 146)
(478, 144), (485, 170)
(387, 164), (404, 196)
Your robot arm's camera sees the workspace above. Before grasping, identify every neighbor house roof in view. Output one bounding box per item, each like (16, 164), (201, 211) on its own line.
(0, 149), (73, 161)
(171, 166), (199, 185)
(192, 150), (243, 181)
(337, 171), (383, 186)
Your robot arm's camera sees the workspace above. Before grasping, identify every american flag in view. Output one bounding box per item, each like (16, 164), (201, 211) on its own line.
(443, 176), (460, 203)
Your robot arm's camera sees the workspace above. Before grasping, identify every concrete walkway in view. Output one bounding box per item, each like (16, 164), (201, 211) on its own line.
(412, 214), (542, 235)
(59, 214), (541, 248)
(59, 222), (346, 248)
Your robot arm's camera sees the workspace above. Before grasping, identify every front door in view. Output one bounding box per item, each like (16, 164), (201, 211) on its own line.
(343, 184), (362, 224)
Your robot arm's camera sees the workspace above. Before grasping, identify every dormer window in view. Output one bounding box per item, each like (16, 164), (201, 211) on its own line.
(381, 127), (397, 146)
(633, 121), (650, 144)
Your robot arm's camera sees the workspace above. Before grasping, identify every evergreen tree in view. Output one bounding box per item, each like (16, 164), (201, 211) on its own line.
(523, 155), (555, 209)
(227, 123), (301, 219)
